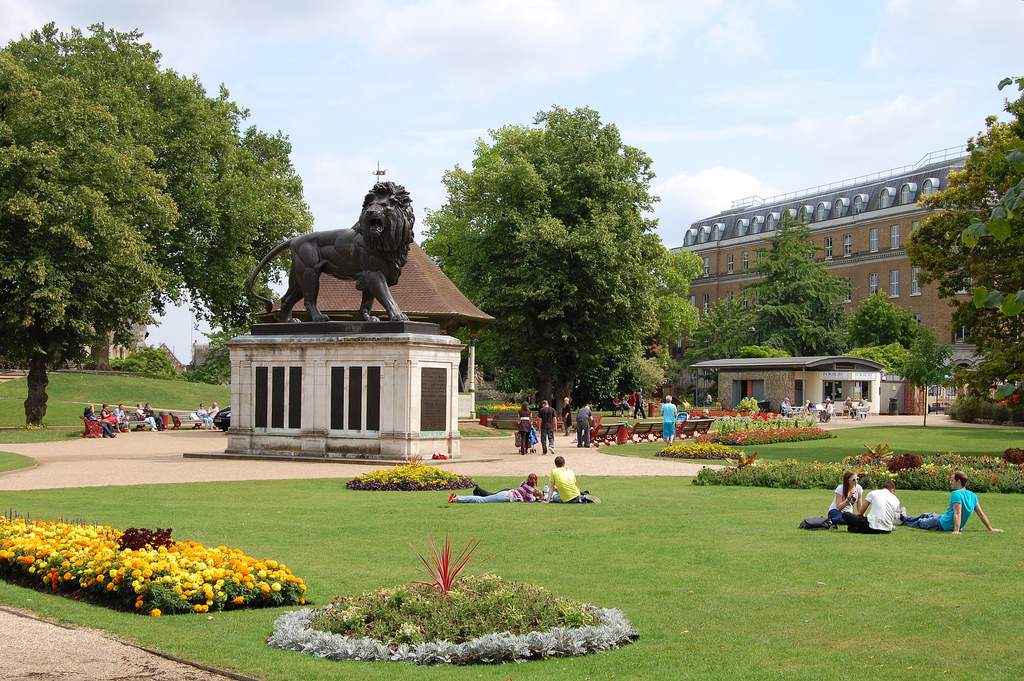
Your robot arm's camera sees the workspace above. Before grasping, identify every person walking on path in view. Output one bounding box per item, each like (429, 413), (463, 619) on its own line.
(560, 397), (573, 436)
(537, 399), (556, 455)
(904, 471), (1002, 533)
(516, 401), (532, 456)
(575, 403), (593, 448)
(631, 389), (645, 420)
(661, 395), (679, 444)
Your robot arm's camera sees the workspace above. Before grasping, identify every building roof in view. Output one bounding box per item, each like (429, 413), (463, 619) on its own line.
(271, 243), (494, 331)
(690, 356), (884, 371)
(677, 146), (967, 248)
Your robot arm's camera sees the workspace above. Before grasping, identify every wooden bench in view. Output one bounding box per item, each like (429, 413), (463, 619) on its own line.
(692, 419), (714, 435)
(81, 417), (103, 438)
(675, 420), (698, 439)
(170, 412), (207, 430)
(591, 423), (623, 446)
(629, 421), (662, 442)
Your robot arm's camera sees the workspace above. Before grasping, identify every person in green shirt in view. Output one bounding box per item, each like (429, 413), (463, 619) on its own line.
(547, 456), (600, 504)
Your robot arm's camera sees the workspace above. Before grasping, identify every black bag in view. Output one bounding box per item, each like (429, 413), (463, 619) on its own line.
(799, 516), (834, 530)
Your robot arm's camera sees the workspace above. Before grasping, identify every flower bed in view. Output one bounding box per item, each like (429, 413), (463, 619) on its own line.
(699, 427), (832, 446)
(695, 455), (1024, 494)
(0, 517), (306, 615)
(346, 463), (475, 491)
(657, 442), (740, 460)
(268, 574), (637, 664)
(712, 415), (818, 434)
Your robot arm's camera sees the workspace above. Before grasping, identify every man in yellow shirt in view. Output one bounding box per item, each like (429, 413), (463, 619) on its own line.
(547, 456), (600, 503)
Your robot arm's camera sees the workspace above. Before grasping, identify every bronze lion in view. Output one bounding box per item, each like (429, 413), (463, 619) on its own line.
(246, 181), (414, 322)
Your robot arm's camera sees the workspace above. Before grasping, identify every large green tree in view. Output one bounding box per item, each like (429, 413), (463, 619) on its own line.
(423, 106), (698, 402)
(847, 292), (919, 348)
(907, 76), (1024, 399)
(0, 25), (312, 424)
(684, 296), (755, 362)
(745, 217), (850, 355)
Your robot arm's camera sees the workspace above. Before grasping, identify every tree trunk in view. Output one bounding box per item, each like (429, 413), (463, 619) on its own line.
(921, 387), (928, 428)
(90, 333), (112, 371)
(539, 374), (553, 408)
(25, 356), (49, 426)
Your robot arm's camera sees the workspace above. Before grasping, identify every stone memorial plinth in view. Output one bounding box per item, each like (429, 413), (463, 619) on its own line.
(225, 321), (461, 460)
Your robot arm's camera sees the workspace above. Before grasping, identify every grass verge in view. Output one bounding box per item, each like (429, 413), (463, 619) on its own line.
(0, 451), (35, 473)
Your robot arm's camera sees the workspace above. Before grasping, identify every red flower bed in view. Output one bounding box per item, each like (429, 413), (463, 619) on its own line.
(699, 427), (832, 446)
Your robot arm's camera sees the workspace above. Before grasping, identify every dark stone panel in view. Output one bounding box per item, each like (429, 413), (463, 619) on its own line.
(288, 366), (302, 428)
(330, 367), (345, 430)
(271, 366), (285, 428)
(420, 367), (447, 432)
(255, 366), (268, 428)
(348, 366), (363, 431)
(366, 366), (381, 431)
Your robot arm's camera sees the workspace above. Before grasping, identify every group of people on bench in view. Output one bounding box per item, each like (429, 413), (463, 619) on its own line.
(449, 456), (600, 504)
(83, 401), (219, 436)
(827, 470), (1001, 534)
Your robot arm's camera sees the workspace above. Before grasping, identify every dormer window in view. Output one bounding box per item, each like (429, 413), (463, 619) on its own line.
(814, 201), (831, 222)
(898, 183), (917, 205)
(831, 198), (849, 219)
(751, 216), (764, 233)
(921, 177), (940, 196)
(735, 218), (749, 236)
(879, 186), (896, 209)
(852, 193), (868, 214)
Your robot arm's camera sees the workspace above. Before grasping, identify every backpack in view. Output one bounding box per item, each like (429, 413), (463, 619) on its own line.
(799, 516), (834, 530)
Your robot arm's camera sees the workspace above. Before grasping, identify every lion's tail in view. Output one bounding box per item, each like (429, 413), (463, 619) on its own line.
(245, 237), (294, 312)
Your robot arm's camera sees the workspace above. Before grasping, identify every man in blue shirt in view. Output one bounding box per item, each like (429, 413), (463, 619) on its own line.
(904, 471), (1003, 534)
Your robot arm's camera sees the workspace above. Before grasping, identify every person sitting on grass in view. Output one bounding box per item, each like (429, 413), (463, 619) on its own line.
(842, 480), (900, 534)
(448, 474), (544, 504)
(547, 456), (600, 504)
(904, 471), (1003, 534)
(661, 395), (678, 444)
(827, 470), (863, 526)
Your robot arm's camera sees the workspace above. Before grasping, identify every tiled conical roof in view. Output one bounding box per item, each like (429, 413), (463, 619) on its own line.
(273, 243), (493, 330)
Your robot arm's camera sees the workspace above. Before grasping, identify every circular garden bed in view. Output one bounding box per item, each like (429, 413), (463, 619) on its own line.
(267, 574), (637, 664)
(345, 463), (475, 491)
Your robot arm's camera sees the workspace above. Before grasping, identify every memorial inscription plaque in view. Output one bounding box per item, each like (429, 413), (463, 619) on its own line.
(420, 367), (448, 432)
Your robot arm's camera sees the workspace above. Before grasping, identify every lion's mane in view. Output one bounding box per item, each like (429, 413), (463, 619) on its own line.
(356, 181), (414, 270)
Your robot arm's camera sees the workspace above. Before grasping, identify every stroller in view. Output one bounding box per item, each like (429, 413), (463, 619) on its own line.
(514, 426), (540, 454)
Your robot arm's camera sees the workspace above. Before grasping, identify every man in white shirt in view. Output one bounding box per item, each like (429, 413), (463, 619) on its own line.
(842, 481), (901, 534)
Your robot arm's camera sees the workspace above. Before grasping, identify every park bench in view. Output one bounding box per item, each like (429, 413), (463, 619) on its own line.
(81, 417), (103, 438)
(691, 419), (714, 435)
(676, 420), (698, 439)
(169, 412), (207, 430)
(629, 421), (662, 443)
(590, 423), (623, 446)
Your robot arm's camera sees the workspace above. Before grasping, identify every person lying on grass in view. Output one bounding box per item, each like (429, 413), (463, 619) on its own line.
(547, 456), (601, 504)
(842, 480), (900, 534)
(904, 471), (1003, 534)
(448, 473), (543, 503)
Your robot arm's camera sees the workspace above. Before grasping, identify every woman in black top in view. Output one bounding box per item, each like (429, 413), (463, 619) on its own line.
(517, 402), (532, 456)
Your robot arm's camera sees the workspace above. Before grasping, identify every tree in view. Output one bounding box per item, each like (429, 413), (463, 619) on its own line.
(185, 327), (239, 385)
(900, 328), (953, 426)
(684, 296), (754, 362)
(737, 345), (790, 358)
(0, 25), (312, 424)
(745, 216), (850, 355)
(423, 106), (698, 403)
(111, 347), (182, 380)
(908, 76), (1024, 401)
(847, 292), (920, 348)
(846, 343), (910, 374)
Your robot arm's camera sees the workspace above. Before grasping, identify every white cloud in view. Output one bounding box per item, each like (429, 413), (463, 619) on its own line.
(653, 166), (776, 247)
(863, 0), (1024, 68)
(706, 9), (763, 58)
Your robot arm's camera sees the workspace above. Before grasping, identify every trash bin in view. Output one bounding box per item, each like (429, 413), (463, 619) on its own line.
(479, 414), (489, 426)
(888, 397), (898, 416)
(758, 400), (771, 413)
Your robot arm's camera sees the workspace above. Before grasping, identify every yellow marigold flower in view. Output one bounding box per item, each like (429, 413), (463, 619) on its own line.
(149, 608), (161, 617)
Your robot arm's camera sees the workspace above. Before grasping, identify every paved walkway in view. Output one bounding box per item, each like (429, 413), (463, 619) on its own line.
(0, 429), (708, 491)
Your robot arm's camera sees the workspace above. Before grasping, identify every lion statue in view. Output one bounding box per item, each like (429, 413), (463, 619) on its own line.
(246, 181), (415, 323)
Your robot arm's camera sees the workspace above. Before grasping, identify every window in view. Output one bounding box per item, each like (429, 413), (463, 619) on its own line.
(767, 212), (779, 231)
(890, 224), (900, 250)
(914, 312), (922, 323)
(922, 177), (940, 196)
(898, 183), (916, 205)
(889, 270), (900, 297)
(843, 233), (853, 257)
(727, 254), (734, 274)
(952, 326), (967, 344)
(703, 257), (710, 276)
(831, 199), (847, 219)
(869, 272), (878, 294)
(742, 251), (750, 270)
(824, 236), (833, 259)
(736, 219), (748, 236)
(702, 294), (710, 314)
(911, 266), (921, 295)
(751, 216), (764, 233)
(879, 187), (895, 209)
(869, 228), (879, 252)
(911, 220), (919, 233)
(689, 295), (696, 307)
(845, 277), (853, 303)
(852, 194), (867, 214)
(814, 202), (829, 222)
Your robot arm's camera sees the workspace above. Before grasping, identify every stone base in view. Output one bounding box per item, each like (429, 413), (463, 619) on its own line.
(226, 331), (462, 460)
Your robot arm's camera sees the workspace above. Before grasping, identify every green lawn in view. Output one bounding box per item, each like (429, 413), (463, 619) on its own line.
(0, 373), (229, 437)
(604, 425), (1024, 463)
(0, 451), (34, 472)
(1, 477), (1021, 680)
(457, 424), (508, 438)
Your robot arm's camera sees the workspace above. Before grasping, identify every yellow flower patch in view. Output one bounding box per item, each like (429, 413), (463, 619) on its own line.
(0, 517), (307, 615)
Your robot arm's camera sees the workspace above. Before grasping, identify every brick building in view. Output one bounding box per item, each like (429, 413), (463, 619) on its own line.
(674, 146), (973, 352)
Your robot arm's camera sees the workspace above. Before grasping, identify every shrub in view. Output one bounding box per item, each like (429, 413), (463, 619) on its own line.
(700, 427), (832, 446)
(887, 454), (924, 472)
(346, 463), (475, 491)
(990, 403), (1010, 425)
(118, 527), (173, 551)
(713, 415), (817, 434)
(1005, 448), (1024, 465)
(109, 346), (182, 380)
(735, 397), (760, 414)
(657, 442), (740, 460)
(0, 517), (306, 615)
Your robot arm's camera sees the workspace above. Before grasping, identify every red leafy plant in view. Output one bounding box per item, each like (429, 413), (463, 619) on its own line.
(414, 536), (479, 595)
(887, 454), (924, 472)
(1004, 448), (1024, 465)
(118, 527), (173, 551)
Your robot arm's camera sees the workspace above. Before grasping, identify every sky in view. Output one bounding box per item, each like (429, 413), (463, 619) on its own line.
(2, 0), (1022, 361)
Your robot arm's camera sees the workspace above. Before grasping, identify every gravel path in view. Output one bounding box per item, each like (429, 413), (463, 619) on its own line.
(0, 607), (244, 680)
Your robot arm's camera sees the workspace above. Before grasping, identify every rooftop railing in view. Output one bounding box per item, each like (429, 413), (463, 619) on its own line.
(728, 144), (968, 210)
